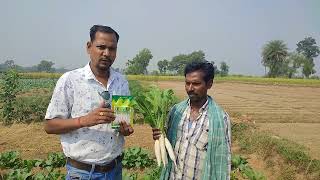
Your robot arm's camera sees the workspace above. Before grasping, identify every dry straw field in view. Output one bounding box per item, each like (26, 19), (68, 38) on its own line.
(156, 81), (320, 159)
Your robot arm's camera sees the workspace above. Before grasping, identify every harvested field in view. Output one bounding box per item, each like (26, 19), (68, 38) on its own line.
(155, 81), (320, 159)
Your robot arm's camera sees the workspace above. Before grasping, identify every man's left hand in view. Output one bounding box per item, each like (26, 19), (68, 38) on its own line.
(119, 122), (134, 136)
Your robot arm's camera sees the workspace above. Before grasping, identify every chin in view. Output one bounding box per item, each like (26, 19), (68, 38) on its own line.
(189, 97), (199, 102)
(98, 64), (111, 71)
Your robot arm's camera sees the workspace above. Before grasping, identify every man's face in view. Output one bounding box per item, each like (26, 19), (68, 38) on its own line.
(185, 70), (212, 103)
(87, 31), (117, 71)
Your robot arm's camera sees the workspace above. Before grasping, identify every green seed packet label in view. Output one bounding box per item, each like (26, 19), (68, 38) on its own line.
(111, 95), (134, 129)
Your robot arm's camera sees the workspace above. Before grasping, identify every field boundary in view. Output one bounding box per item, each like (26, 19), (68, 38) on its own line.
(9, 73), (320, 87)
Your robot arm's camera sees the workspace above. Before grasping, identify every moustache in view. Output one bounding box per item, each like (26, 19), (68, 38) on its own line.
(187, 92), (197, 96)
(100, 58), (112, 62)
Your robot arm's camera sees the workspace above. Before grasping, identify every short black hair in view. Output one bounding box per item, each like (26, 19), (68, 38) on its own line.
(90, 25), (120, 42)
(184, 61), (215, 83)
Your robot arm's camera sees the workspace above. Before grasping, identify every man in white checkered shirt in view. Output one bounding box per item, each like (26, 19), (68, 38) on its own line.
(44, 25), (134, 180)
(153, 61), (231, 180)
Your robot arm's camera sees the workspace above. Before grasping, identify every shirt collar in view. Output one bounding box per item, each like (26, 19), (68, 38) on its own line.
(83, 63), (116, 85)
(188, 97), (209, 113)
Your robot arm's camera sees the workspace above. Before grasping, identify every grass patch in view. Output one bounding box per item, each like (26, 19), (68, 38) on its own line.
(232, 122), (320, 179)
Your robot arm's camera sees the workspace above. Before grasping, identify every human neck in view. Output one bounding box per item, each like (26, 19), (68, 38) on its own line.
(90, 64), (110, 79)
(190, 96), (208, 111)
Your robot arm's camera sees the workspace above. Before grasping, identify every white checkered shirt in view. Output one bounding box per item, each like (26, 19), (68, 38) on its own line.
(169, 100), (231, 180)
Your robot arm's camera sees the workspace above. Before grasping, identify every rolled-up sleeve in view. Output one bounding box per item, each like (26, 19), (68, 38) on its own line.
(45, 73), (74, 120)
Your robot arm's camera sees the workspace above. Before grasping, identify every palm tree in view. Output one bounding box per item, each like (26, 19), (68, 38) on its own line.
(262, 40), (288, 77)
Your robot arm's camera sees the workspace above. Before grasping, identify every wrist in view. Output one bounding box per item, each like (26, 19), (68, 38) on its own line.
(76, 117), (83, 128)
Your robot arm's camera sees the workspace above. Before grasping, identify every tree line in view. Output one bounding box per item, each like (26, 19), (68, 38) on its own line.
(124, 48), (229, 76)
(262, 36), (319, 78)
(3, 36), (319, 78)
(0, 60), (67, 73)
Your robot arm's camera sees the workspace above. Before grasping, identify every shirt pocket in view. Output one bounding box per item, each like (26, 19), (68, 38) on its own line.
(194, 129), (209, 151)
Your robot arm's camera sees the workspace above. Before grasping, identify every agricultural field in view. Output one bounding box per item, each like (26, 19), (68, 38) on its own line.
(1, 75), (320, 179)
(155, 81), (320, 159)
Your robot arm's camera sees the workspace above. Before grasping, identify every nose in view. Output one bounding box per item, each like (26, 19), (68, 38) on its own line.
(187, 83), (194, 91)
(103, 48), (110, 56)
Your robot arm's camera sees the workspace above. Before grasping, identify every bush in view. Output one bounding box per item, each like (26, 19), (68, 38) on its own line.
(13, 95), (50, 123)
(0, 69), (20, 124)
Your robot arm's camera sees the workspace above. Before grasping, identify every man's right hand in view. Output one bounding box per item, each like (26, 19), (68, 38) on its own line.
(152, 128), (162, 140)
(44, 101), (115, 134)
(80, 107), (115, 127)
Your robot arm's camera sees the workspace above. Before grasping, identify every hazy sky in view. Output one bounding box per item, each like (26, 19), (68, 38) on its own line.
(1, 0), (319, 75)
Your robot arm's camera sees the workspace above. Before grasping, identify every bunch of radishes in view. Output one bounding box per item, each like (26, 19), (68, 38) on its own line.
(134, 86), (178, 167)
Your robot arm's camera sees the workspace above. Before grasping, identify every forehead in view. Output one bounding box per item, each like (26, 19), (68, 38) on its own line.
(185, 70), (205, 82)
(92, 32), (117, 45)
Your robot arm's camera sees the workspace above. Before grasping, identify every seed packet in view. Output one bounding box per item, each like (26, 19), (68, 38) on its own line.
(111, 95), (134, 129)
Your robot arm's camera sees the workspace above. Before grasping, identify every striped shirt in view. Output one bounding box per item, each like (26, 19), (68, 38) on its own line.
(169, 99), (231, 180)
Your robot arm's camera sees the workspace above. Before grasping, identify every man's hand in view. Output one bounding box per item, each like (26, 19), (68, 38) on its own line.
(119, 122), (134, 136)
(80, 101), (115, 127)
(152, 128), (162, 140)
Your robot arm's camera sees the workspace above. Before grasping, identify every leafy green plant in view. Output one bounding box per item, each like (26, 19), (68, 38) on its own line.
(122, 147), (155, 169)
(32, 169), (65, 180)
(0, 151), (66, 179)
(41, 152), (66, 169)
(142, 165), (162, 180)
(3, 168), (32, 180)
(231, 154), (266, 180)
(134, 86), (178, 129)
(14, 95), (50, 123)
(232, 154), (249, 171)
(0, 68), (20, 124)
(122, 171), (138, 180)
(22, 159), (43, 172)
(0, 151), (22, 169)
(242, 167), (266, 180)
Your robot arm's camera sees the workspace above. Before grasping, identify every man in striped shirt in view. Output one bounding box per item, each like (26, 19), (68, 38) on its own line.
(153, 61), (231, 180)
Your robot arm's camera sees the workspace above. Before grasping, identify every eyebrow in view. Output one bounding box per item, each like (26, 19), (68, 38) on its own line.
(95, 44), (117, 48)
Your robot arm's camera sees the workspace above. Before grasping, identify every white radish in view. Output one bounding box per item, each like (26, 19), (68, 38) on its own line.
(164, 137), (177, 167)
(159, 134), (168, 166)
(154, 139), (162, 166)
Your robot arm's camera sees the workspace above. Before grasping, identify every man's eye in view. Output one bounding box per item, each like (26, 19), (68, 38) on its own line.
(97, 46), (106, 50)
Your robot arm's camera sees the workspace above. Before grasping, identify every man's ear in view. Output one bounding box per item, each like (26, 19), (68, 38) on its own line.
(86, 41), (91, 53)
(207, 79), (213, 89)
